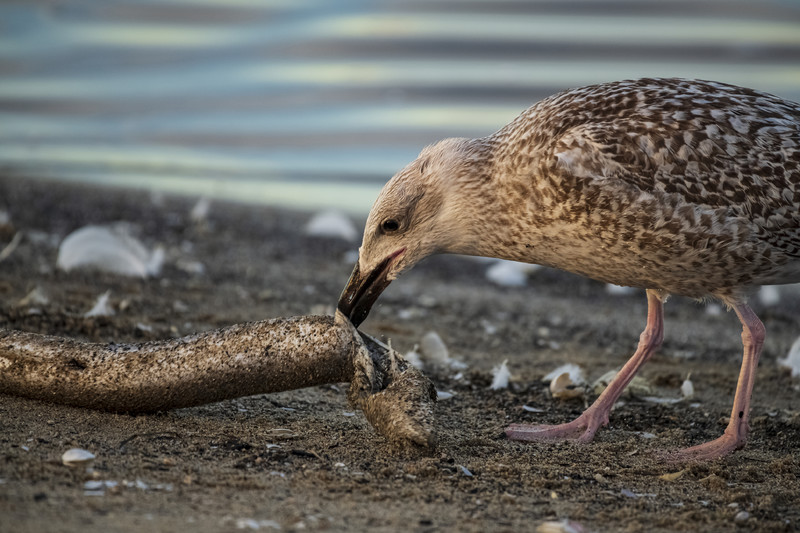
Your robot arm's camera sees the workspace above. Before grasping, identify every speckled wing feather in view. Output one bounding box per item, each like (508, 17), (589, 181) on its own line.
(491, 78), (800, 295)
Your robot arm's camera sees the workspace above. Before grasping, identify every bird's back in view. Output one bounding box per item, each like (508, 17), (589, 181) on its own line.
(488, 78), (800, 299)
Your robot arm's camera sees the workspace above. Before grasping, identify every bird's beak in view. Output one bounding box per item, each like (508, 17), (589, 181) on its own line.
(337, 248), (405, 327)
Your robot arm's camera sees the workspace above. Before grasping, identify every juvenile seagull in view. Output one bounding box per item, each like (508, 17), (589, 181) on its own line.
(338, 78), (800, 461)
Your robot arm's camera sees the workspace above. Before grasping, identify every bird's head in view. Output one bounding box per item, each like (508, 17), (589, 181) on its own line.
(338, 137), (490, 326)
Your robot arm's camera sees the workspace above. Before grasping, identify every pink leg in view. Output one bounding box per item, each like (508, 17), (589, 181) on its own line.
(506, 289), (665, 443)
(668, 302), (765, 462)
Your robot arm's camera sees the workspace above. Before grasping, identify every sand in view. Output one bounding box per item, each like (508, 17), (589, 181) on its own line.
(1, 177), (798, 532)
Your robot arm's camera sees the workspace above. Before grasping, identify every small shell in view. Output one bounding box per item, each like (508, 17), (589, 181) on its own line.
(57, 223), (163, 278)
(485, 260), (539, 287)
(304, 211), (357, 241)
(592, 370), (653, 397)
(62, 448), (96, 467)
(536, 519), (588, 533)
(550, 372), (584, 400)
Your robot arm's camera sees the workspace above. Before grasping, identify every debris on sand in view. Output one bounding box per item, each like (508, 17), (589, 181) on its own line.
(418, 331), (466, 370)
(544, 364), (586, 400)
(84, 290), (115, 318)
(550, 372), (585, 400)
(758, 285), (781, 307)
(62, 448), (95, 470)
(536, 519), (590, 533)
(605, 283), (637, 296)
(490, 359), (511, 390)
(190, 197), (211, 224)
(591, 369), (653, 398)
(680, 374), (695, 399)
(2, 312), (436, 448)
(57, 223), (164, 278)
(17, 286), (50, 308)
(0, 232), (21, 264)
(304, 211), (357, 241)
(485, 259), (539, 287)
(543, 364), (585, 386)
(779, 336), (800, 378)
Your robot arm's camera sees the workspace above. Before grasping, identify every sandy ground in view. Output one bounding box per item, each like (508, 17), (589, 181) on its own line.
(1, 177), (799, 532)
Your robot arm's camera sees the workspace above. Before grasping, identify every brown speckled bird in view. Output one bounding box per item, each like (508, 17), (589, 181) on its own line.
(338, 78), (800, 461)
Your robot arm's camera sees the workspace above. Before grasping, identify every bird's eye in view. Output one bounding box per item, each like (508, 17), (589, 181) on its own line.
(381, 219), (400, 233)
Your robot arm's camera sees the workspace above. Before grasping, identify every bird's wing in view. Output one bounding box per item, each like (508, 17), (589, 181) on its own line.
(546, 120), (800, 256)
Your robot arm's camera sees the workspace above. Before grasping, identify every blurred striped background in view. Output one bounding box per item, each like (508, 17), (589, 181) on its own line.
(1, 0), (799, 214)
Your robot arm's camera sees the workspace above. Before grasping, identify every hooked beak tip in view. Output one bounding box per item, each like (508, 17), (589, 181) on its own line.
(337, 248), (405, 327)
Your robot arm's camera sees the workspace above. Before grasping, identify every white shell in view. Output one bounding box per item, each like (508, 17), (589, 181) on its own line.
(550, 372), (584, 400)
(62, 448), (96, 467)
(592, 369), (653, 397)
(57, 223), (163, 278)
(485, 260), (539, 287)
(419, 331), (450, 366)
(304, 210), (357, 241)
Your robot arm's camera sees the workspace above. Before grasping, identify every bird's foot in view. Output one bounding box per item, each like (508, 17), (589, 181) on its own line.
(505, 410), (608, 443)
(660, 430), (745, 463)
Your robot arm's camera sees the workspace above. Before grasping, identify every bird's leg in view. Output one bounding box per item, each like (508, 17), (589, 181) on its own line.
(667, 303), (764, 462)
(506, 289), (664, 443)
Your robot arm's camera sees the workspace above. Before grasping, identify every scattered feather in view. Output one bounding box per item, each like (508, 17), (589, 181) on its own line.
(84, 290), (115, 318)
(17, 286), (50, 307)
(57, 224), (163, 278)
(659, 469), (687, 482)
(304, 210), (357, 241)
(0, 232), (22, 263)
(543, 364), (585, 385)
(758, 285), (781, 307)
(640, 396), (682, 405)
(458, 465), (473, 477)
(480, 319), (498, 335)
(681, 374), (695, 399)
(779, 336), (800, 377)
(403, 348), (423, 369)
(485, 260), (539, 287)
(490, 359), (511, 390)
(234, 518), (281, 530)
(189, 197), (211, 223)
(436, 390), (455, 400)
(522, 405), (545, 413)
